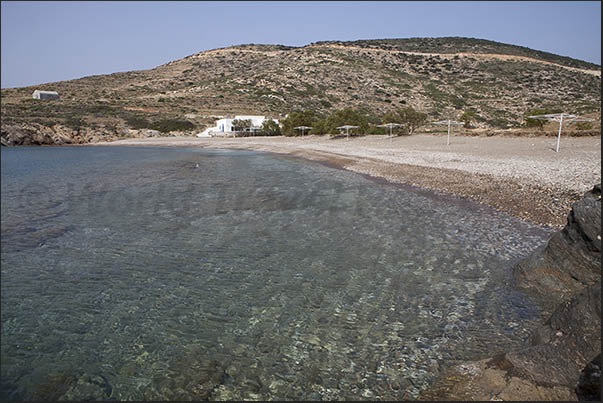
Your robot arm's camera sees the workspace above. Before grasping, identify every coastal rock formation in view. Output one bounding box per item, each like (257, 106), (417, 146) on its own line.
(421, 183), (601, 401)
(513, 183), (601, 316)
(0, 123), (127, 146)
(0, 123), (195, 146)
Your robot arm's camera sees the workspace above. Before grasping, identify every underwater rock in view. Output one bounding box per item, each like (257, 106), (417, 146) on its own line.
(59, 373), (113, 401)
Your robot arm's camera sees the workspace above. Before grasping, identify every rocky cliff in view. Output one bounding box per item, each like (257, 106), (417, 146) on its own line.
(421, 183), (601, 401)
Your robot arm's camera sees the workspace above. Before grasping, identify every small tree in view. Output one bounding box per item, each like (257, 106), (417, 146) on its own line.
(280, 110), (318, 136)
(232, 119), (252, 132)
(323, 108), (370, 135)
(382, 107), (427, 135)
(261, 119), (281, 136)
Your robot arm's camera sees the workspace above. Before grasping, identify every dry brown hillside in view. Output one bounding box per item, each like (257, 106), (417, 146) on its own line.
(1, 37), (600, 141)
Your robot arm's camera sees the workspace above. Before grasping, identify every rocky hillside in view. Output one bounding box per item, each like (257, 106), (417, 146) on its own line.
(1, 37), (601, 142)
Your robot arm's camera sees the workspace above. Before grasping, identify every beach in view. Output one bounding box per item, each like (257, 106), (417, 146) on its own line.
(102, 134), (602, 228)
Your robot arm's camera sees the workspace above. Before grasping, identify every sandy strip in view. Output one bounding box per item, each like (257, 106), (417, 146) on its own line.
(99, 134), (601, 228)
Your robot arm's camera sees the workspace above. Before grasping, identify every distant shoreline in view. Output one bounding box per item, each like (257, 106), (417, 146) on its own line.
(97, 134), (601, 228)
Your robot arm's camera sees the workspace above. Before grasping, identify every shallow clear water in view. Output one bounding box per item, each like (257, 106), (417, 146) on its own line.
(1, 146), (551, 400)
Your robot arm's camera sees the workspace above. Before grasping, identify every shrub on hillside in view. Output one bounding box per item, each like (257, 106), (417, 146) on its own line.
(150, 119), (195, 133)
(460, 110), (477, 128)
(524, 108), (562, 130)
(575, 121), (593, 131)
(126, 116), (150, 129)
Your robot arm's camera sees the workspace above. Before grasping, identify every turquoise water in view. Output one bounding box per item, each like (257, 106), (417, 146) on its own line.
(1, 146), (551, 400)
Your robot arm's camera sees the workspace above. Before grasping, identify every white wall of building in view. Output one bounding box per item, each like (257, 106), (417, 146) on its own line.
(197, 115), (279, 137)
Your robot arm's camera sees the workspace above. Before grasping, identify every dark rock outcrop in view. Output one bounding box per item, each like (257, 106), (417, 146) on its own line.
(513, 183), (601, 317)
(0, 123), (193, 146)
(0, 123), (128, 146)
(421, 183), (601, 401)
(576, 353), (601, 401)
(493, 280), (600, 388)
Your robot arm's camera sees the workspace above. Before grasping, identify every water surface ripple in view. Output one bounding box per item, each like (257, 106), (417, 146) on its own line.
(1, 146), (551, 400)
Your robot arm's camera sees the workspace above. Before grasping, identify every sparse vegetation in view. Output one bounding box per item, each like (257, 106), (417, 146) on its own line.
(460, 110), (477, 128)
(524, 108), (562, 130)
(150, 119), (195, 133)
(126, 116), (150, 129)
(1, 37), (599, 138)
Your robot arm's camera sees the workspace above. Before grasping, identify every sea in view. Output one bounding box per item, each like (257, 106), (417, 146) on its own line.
(0, 146), (552, 400)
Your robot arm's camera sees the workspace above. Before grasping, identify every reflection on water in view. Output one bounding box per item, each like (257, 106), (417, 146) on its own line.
(1, 146), (551, 400)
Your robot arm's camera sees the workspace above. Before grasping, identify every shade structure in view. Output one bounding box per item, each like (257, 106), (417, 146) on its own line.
(431, 120), (463, 145)
(336, 125), (360, 141)
(377, 123), (402, 142)
(294, 126), (312, 137)
(527, 113), (594, 152)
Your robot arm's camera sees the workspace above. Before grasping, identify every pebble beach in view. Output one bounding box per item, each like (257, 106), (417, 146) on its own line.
(103, 134), (601, 228)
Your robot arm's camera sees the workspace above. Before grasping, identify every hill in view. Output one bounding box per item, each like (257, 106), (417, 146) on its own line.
(1, 37), (600, 143)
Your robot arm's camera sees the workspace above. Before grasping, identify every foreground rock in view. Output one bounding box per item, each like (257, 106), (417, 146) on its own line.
(514, 183), (601, 317)
(421, 184), (601, 401)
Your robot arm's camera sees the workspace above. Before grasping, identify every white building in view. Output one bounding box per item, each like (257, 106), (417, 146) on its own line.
(197, 115), (278, 137)
(32, 90), (59, 100)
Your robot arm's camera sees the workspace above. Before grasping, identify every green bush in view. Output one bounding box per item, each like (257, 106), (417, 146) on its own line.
(150, 119), (195, 133)
(280, 110), (321, 136)
(460, 110), (477, 128)
(524, 108), (562, 130)
(231, 119), (252, 132)
(126, 116), (150, 129)
(64, 117), (86, 130)
(575, 121), (593, 131)
(382, 106), (428, 135)
(261, 119), (281, 136)
(320, 108), (371, 135)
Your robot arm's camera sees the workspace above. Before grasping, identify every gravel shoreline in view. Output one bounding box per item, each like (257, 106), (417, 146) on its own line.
(100, 134), (601, 228)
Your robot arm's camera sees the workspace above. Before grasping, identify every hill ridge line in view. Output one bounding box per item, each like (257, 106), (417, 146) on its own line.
(167, 43), (600, 77)
(307, 44), (602, 77)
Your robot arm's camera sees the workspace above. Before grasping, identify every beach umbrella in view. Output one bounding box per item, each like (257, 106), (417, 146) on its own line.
(377, 123), (402, 142)
(431, 120), (463, 146)
(336, 125), (360, 141)
(294, 126), (312, 137)
(527, 113), (594, 152)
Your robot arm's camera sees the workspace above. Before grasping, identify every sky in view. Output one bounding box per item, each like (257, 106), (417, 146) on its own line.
(1, 1), (601, 88)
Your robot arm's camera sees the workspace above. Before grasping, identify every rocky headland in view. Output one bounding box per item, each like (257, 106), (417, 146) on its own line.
(0, 123), (196, 147)
(421, 183), (601, 401)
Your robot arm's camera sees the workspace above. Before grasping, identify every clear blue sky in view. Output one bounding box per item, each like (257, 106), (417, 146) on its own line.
(1, 1), (601, 88)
